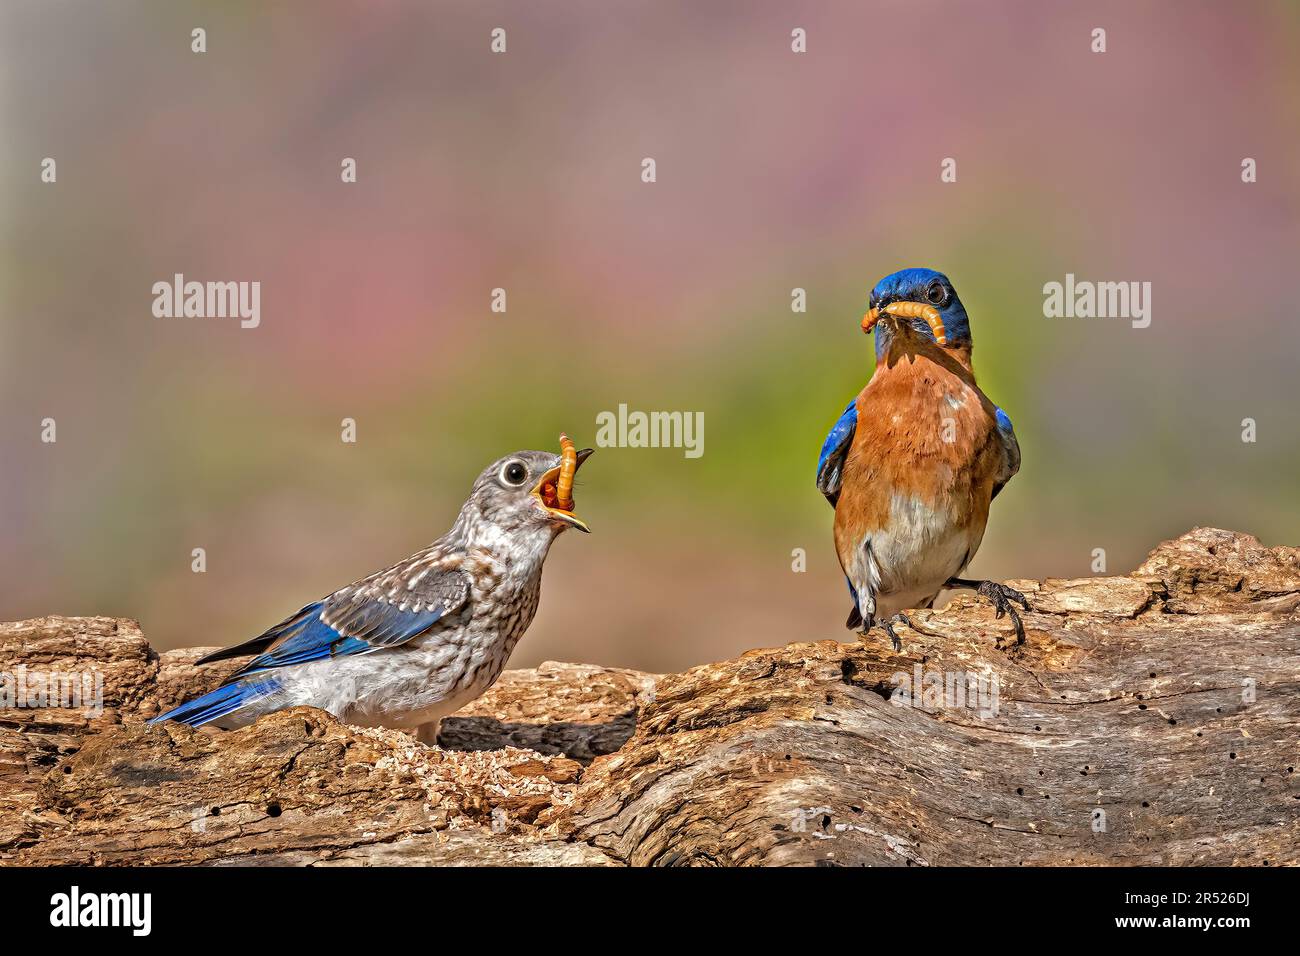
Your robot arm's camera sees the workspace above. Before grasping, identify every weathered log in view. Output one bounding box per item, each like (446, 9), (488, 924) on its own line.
(1, 527), (1296, 866)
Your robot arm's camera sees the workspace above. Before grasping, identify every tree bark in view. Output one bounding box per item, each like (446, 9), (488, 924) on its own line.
(2, 527), (1297, 866)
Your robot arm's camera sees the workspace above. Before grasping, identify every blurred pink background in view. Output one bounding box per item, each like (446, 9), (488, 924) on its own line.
(2, 1), (1298, 672)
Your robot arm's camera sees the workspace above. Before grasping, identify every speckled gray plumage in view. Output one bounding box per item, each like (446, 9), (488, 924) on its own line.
(154, 449), (587, 734)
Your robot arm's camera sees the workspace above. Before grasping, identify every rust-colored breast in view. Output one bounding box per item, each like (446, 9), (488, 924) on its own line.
(832, 340), (1004, 571)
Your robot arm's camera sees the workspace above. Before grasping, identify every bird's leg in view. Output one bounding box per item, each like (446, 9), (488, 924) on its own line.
(879, 616), (904, 653)
(415, 719), (443, 747)
(855, 612), (909, 652)
(853, 612), (892, 649)
(946, 577), (1030, 644)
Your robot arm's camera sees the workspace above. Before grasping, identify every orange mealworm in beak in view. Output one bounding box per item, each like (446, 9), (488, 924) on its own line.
(556, 433), (577, 511)
(862, 307), (882, 335)
(861, 301), (948, 347)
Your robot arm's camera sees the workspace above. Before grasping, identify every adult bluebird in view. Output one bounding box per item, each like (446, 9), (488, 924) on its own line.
(152, 437), (593, 740)
(816, 268), (1027, 651)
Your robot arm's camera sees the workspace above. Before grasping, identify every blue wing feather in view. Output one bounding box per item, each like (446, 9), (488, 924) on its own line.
(816, 398), (858, 505)
(153, 565), (471, 728)
(187, 568), (471, 683)
(236, 600), (448, 676)
(149, 601), (450, 727)
(991, 405), (1020, 500)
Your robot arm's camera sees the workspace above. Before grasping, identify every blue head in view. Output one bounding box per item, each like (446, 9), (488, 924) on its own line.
(864, 267), (971, 361)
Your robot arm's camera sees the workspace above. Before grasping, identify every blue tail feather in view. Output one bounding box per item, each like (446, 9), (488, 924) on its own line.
(149, 675), (282, 728)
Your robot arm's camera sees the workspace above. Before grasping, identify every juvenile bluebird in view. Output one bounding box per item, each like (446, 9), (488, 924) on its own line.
(152, 438), (593, 740)
(816, 268), (1027, 651)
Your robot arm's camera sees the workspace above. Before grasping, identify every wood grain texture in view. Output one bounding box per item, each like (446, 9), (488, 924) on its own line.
(2, 527), (1296, 866)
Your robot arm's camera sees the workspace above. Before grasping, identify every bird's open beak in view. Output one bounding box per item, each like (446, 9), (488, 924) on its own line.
(531, 439), (593, 533)
(862, 301), (948, 347)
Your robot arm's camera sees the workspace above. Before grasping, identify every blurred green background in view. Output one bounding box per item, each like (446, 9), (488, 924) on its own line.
(2, 1), (1298, 672)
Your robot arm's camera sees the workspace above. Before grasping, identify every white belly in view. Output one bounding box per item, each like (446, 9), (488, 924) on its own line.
(861, 492), (984, 620)
(214, 622), (518, 731)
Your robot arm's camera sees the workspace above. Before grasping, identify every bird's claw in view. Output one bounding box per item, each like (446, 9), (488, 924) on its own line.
(975, 581), (1030, 644)
(858, 613), (909, 652)
(881, 618), (902, 652)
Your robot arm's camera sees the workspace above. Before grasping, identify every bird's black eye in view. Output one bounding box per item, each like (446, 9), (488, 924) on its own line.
(502, 462), (528, 486)
(926, 282), (947, 307)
